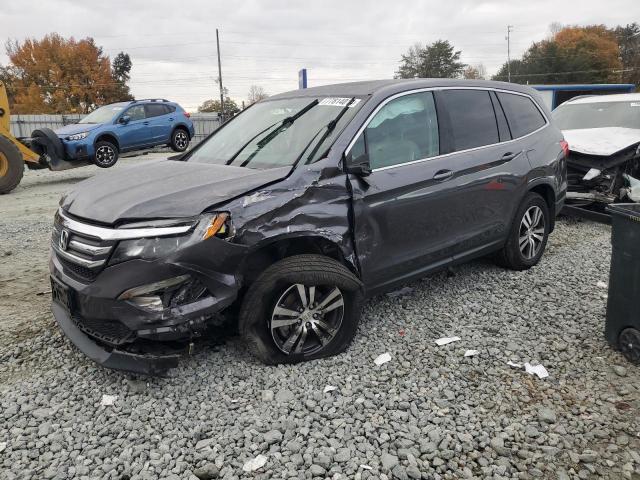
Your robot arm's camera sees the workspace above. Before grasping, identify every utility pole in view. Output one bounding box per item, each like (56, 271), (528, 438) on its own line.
(216, 28), (225, 122)
(506, 25), (513, 82)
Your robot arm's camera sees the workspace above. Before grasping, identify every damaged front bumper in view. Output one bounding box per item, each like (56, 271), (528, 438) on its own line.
(49, 218), (249, 375)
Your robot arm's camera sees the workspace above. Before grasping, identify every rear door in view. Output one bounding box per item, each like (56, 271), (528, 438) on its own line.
(115, 105), (147, 149)
(348, 91), (468, 292)
(144, 104), (173, 144)
(433, 88), (533, 257)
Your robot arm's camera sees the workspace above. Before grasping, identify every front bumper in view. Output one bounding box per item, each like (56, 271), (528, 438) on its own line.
(50, 228), (249, 374)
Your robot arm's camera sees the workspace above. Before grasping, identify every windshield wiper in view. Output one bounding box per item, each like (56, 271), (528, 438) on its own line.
(300, 97), (355, 165)
(239, 99), (319, 168)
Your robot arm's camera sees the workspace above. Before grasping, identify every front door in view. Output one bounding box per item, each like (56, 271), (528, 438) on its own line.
(347, 91), (467, 293)
(116, 105), (148, 149)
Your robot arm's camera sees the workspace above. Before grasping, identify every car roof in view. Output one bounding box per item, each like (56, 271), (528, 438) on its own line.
(565, 92), (640, 105)
(268, 78), (541, 100)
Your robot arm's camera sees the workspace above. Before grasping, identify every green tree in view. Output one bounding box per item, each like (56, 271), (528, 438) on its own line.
(493, 25), (621, 84)
(198, 97), (240, 116)
(111, 52), (133, 100)
(395, 40), (466, 79)
(615, 23), (640, 87)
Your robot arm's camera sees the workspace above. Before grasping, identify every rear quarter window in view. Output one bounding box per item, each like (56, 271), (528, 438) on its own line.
(438, 89), (499, 152)
(497, 92), (546, 138)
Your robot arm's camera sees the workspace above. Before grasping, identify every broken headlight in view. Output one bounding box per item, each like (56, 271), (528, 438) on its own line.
(109, 213), (233, 265)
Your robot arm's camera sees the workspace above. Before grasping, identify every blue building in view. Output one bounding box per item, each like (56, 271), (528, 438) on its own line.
(531, 84), (636, 110)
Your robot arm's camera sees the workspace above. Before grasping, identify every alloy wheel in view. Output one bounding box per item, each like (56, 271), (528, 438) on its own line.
(174, 131), (188, 150)
(518, 205), (545, 260)
(95, 145), (116, 166)
(270, 283), (344, 355)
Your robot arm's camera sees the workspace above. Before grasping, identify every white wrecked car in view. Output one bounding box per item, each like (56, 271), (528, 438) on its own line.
(553, 93), (640, 215)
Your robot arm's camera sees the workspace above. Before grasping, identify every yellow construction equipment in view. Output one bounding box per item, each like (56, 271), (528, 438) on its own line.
(0, 80), (41, 194)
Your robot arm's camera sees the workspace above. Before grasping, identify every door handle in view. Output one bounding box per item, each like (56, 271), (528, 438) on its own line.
(433, 169), (454, 181)
(143, 121), (149, 125)
(501, 151), (521, 161)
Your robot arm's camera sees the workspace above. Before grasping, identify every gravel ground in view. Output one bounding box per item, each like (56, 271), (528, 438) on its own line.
(1, 161), (639, 480)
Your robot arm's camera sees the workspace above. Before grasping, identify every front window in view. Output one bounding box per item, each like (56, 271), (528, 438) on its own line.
(79, 105), (126, 124)
(553, 100), (640, 130)
(186, 96), (364, 169)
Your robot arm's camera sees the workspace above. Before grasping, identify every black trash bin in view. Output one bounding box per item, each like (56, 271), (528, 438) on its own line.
(605, 203), (640, 364)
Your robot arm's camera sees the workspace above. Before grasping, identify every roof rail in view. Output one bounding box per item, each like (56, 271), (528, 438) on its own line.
(129, 98), (171, 104)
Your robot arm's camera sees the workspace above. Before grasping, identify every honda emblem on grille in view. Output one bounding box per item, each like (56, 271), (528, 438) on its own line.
(59, 229), (70, 251)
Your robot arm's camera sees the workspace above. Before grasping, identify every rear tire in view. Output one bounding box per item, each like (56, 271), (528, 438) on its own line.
(495, 192), (550, 270)
(170, 128), (190, 152)
(0, 135), (24, 194)
(94, 141), (119, 168)
(239, 254), (363, 365)
(619, 328), (640, 364)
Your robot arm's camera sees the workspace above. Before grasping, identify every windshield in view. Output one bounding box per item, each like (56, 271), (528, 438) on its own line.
(553, 100), (640, 130)
(186, 96), (364, 169)
(79, 104), (126, 124)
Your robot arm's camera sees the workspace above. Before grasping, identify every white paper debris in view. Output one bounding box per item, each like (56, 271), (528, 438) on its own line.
(100, 394), (118, 406)
(0, 441), (6, 453)
(596, 281), (608, 289)
(524, 362), (549, 379)
(464, 349), (479, 357)
(507, 361), (522, 368)
(374, 352), (391, 366)
(435, 336), (461, 346)
(323, 385), (337, 393)
(242, 454), (268, 472)
(360, 464), (372, 470)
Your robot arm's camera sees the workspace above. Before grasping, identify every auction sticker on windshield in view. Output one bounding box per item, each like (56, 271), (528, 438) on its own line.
(319, 98), (361, 107)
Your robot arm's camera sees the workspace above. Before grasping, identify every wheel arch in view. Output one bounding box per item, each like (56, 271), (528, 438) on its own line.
(172, 123), (191, 139)
(527, 180), (556, 232)
(240, 233), (358, 287)
(94, 133), (120, 151)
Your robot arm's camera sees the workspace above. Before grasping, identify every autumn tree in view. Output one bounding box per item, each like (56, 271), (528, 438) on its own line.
(463, 64), (487, 80)
(493, 25), (621, 84)
(0, 33), (133, 114)
(395, 40), (466, 79)
(247, 85), (269, 104)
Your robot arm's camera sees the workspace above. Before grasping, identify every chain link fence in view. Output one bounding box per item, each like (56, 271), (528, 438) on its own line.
(9, 113), (221, 145)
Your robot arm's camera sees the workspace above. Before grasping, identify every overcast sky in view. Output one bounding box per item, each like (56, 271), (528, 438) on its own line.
(0, 0), (636, 111)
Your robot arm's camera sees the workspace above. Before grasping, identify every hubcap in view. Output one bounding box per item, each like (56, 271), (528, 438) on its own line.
(270, 284), (344, 355)
(518, 206), (545, 260)
(0, 152), (8, 177)
(175, 131), (188, 150)
(95, 145), (115, 165)
(619, 328), (640, 364)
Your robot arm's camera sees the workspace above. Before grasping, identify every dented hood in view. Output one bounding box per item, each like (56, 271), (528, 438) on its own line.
(563, 127), (640, 157)
(61, 160), (290, 224)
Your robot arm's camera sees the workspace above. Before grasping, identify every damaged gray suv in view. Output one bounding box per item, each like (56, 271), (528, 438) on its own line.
(50, 79), (567, 374)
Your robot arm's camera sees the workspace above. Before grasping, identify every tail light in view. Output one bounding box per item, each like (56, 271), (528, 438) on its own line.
(183, 111), (191, 118)
(560, 140), (569, 158)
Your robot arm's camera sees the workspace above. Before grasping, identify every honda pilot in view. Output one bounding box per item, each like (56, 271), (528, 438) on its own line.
(50, 79), (567, 374)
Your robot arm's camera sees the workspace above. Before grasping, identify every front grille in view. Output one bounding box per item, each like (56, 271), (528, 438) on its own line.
(52, 214), (116, 283)
(72, 316), (134, 345)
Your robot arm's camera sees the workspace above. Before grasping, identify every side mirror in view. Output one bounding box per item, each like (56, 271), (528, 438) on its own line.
(119, 115), (131, 125)
(345, 153), (372, 177)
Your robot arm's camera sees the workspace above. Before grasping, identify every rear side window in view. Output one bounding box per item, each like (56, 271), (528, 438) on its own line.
(355, 91), (439, 170)
(165, 105), (177, 114)
(438, 90), (499, 151)
(145, 104), (168, 118)
(497, 92), (546, 138)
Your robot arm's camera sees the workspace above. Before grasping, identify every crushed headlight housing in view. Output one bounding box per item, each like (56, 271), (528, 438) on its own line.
(67, 132), (89, 141)
(109, 213), (233, 265)
(118, 275), (203, 313)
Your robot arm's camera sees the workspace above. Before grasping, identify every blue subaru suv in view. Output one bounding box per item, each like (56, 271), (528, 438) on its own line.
(53, 99), (195, 168)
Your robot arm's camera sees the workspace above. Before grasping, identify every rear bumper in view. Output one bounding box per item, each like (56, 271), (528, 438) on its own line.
(52, 302), (180, 375)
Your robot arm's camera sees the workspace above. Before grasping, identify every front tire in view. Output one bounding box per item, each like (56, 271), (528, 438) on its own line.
(170, 128), (190, 152)
(239, 254), (363, 365)
(495, 192), (549, 270)
(619, 328), (640, 364)
(93, 141), (119, 168)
